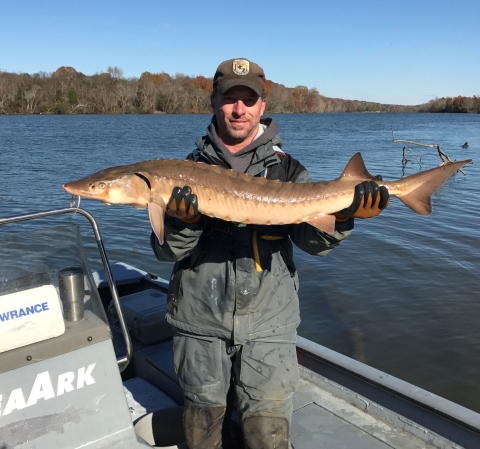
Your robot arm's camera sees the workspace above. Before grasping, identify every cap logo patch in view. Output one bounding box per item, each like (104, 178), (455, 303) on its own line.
(233, 59), (249, 75)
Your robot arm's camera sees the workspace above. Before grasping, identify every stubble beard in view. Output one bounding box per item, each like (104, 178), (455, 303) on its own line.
(223, 121), (256, 145)
(226, 128), (250, 143)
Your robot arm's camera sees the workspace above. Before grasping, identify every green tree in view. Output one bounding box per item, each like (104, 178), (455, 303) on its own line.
(68, 86), (78, 104)
(55, 88), (64, 102)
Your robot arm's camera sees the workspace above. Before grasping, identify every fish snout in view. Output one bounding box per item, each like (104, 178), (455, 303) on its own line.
(62, 180), (106, 196)
(62, 183), (80, 195)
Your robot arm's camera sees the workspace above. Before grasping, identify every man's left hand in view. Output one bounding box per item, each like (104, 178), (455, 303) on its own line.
(334, 180), (390, 222)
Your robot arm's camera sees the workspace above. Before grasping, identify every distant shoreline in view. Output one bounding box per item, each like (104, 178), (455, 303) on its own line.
(2, 111), (478, 116)
(0, 66), (478, 115)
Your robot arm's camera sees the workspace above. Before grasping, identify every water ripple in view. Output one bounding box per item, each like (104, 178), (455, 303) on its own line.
(1, 113), (479, 412)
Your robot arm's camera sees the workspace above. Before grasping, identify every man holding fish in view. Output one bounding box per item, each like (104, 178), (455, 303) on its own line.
(151, 58), (389, 449)
(63, 57), (470, 448)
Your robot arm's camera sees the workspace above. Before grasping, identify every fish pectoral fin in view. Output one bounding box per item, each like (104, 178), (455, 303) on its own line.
(306, 214), (336, 235)
(148, 198), (166, 245)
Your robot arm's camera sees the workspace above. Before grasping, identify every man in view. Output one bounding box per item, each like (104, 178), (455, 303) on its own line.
(151, 58), (389, 449)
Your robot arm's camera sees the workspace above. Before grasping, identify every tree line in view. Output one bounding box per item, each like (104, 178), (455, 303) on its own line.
(418, 96), (480, 114)
(0, 66), (476, 115)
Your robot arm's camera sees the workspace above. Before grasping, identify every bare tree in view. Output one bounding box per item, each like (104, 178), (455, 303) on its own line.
(24, 84), (40, 113)
(107, 66), (124, 80)
(157, 74), (186, 113)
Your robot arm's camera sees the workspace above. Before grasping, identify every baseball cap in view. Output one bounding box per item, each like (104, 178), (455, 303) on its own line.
(213, 58), (265, 97)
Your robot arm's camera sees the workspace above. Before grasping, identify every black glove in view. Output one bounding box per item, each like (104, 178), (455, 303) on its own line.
(334, 180), (390, 221)
(166, 186), (201, 223)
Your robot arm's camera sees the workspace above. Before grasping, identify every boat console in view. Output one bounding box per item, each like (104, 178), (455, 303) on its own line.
(0, 210), (152, 448)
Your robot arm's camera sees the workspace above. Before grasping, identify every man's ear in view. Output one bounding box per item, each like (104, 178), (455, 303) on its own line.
(261, 98), (267, 115)
(210, 92), (217, 112)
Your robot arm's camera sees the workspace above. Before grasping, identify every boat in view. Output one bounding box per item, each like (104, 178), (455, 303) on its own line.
(1, 208), (480, 448)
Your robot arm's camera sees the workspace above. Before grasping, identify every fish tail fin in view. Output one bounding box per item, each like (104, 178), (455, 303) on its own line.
(395, 160), (472, 215)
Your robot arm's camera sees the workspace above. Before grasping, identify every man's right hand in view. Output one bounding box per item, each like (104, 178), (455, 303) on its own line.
(166, 186), (201, 223)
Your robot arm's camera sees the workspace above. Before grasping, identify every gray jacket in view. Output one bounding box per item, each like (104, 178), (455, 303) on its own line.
(151, 118), (353, 344)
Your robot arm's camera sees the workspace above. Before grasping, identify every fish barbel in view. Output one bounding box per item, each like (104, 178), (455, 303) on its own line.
(62, 153), (472, 244)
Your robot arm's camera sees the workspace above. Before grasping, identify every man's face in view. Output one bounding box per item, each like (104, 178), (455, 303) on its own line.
(212, 85), (266, 147)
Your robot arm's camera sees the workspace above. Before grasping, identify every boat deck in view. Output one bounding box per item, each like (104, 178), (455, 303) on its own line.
(122, 337), (439, 449)
(2, 214), (478, 448)
(98, 264), (478, 449)
(291, 377), (435, 449)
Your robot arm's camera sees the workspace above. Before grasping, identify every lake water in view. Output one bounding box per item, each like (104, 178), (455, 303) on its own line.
(1, 113), (479, 412)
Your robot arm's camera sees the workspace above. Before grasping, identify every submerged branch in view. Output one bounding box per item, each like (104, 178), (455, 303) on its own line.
(402, 146), (422, 168)
(392, 128), (467, 175)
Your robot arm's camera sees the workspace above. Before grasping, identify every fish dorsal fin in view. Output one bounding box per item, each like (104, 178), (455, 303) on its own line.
(148, 195), (166, 244)
(307, 214), (336, 235)
(339, 152), (376, 181)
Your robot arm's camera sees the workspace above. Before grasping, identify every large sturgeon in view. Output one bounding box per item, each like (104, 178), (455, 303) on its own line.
(63, 153), (472, 244)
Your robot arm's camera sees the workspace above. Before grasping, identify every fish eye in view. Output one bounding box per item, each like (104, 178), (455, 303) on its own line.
(99, 182), (106, 189)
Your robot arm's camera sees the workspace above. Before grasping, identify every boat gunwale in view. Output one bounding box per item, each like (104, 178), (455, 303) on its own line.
(297, 335), (480, 447)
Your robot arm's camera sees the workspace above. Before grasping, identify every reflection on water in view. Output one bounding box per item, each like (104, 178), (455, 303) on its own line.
(0, 113), (479, 411)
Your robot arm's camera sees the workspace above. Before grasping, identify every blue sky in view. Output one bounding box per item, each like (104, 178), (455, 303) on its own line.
(1, 0), (478, 105)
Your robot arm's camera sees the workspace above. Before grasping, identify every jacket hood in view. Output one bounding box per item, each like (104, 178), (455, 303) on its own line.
(202, 116), (281, 173)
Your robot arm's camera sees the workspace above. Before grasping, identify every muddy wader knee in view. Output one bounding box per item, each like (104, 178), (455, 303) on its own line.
(242, 415), (289, 449)
(183, 401), (226, 449)
(233, 332), (298, 448)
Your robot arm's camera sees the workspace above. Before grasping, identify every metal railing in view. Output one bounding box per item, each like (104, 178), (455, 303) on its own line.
(0, 208), (132, 372)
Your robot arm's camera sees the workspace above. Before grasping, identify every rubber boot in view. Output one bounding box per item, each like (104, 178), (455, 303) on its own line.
(183, 401), (226, 449)
(242, 415), (289, 449)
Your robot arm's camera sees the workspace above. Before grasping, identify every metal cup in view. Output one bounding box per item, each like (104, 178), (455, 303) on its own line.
(58, 266), (85, 321)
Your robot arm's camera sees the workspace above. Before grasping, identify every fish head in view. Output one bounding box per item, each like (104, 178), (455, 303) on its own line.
(63, 167), (151, 208)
